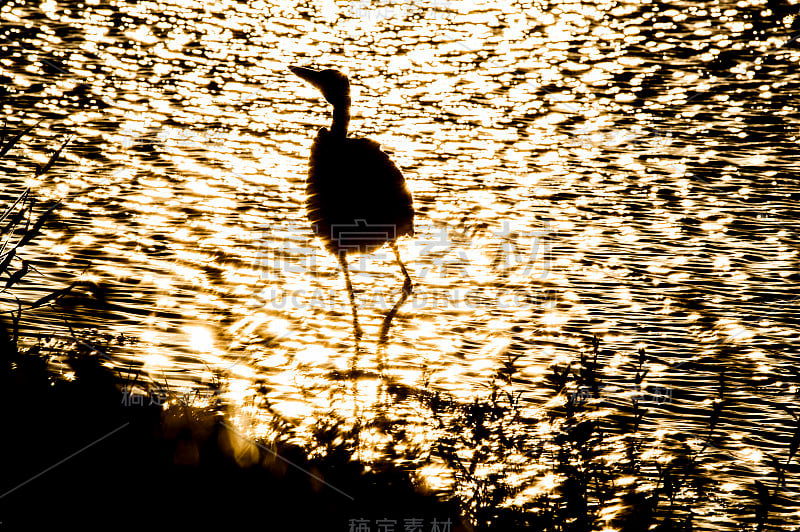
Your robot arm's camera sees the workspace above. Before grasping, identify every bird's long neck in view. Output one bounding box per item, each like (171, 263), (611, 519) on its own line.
(330, 98), (351, 138)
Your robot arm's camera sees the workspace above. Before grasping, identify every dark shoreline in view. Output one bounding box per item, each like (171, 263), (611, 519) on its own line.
(0, 343), (467, 530)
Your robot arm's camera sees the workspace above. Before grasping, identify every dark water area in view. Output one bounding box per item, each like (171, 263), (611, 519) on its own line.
(1, 0), (800, 529)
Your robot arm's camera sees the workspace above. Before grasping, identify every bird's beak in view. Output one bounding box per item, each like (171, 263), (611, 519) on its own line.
(289, 66), (324, 90)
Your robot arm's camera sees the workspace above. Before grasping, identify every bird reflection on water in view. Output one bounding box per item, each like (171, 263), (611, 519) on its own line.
(289, 66), (415, 350)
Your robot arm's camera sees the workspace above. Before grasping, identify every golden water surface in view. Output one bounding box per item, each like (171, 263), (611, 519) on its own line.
(1, 0), (799, 528)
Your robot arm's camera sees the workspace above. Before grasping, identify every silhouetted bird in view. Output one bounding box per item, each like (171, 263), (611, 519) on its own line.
(289, 66), (414, 342)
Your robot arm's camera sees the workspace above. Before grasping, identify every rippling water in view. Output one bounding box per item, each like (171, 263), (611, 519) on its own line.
(2, 0), (799, 528)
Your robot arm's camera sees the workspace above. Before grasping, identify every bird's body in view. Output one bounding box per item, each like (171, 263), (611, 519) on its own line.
(289, 65), (414, 343)
(306, 131), (413, 256)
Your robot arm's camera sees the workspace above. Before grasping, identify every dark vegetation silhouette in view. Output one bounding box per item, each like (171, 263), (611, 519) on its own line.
(422, 336), (800, 531)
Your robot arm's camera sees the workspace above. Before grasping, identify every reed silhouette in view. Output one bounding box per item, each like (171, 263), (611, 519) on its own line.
(289, 66), (414, 347)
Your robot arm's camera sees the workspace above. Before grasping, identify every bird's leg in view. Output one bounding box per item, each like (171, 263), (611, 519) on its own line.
(338, 254), (363, 342)
(391, 241), (413, 296)
(379, 243), (414, 346)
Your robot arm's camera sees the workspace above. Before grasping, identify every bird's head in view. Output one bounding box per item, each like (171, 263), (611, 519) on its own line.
(289, 66), (350, 107)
